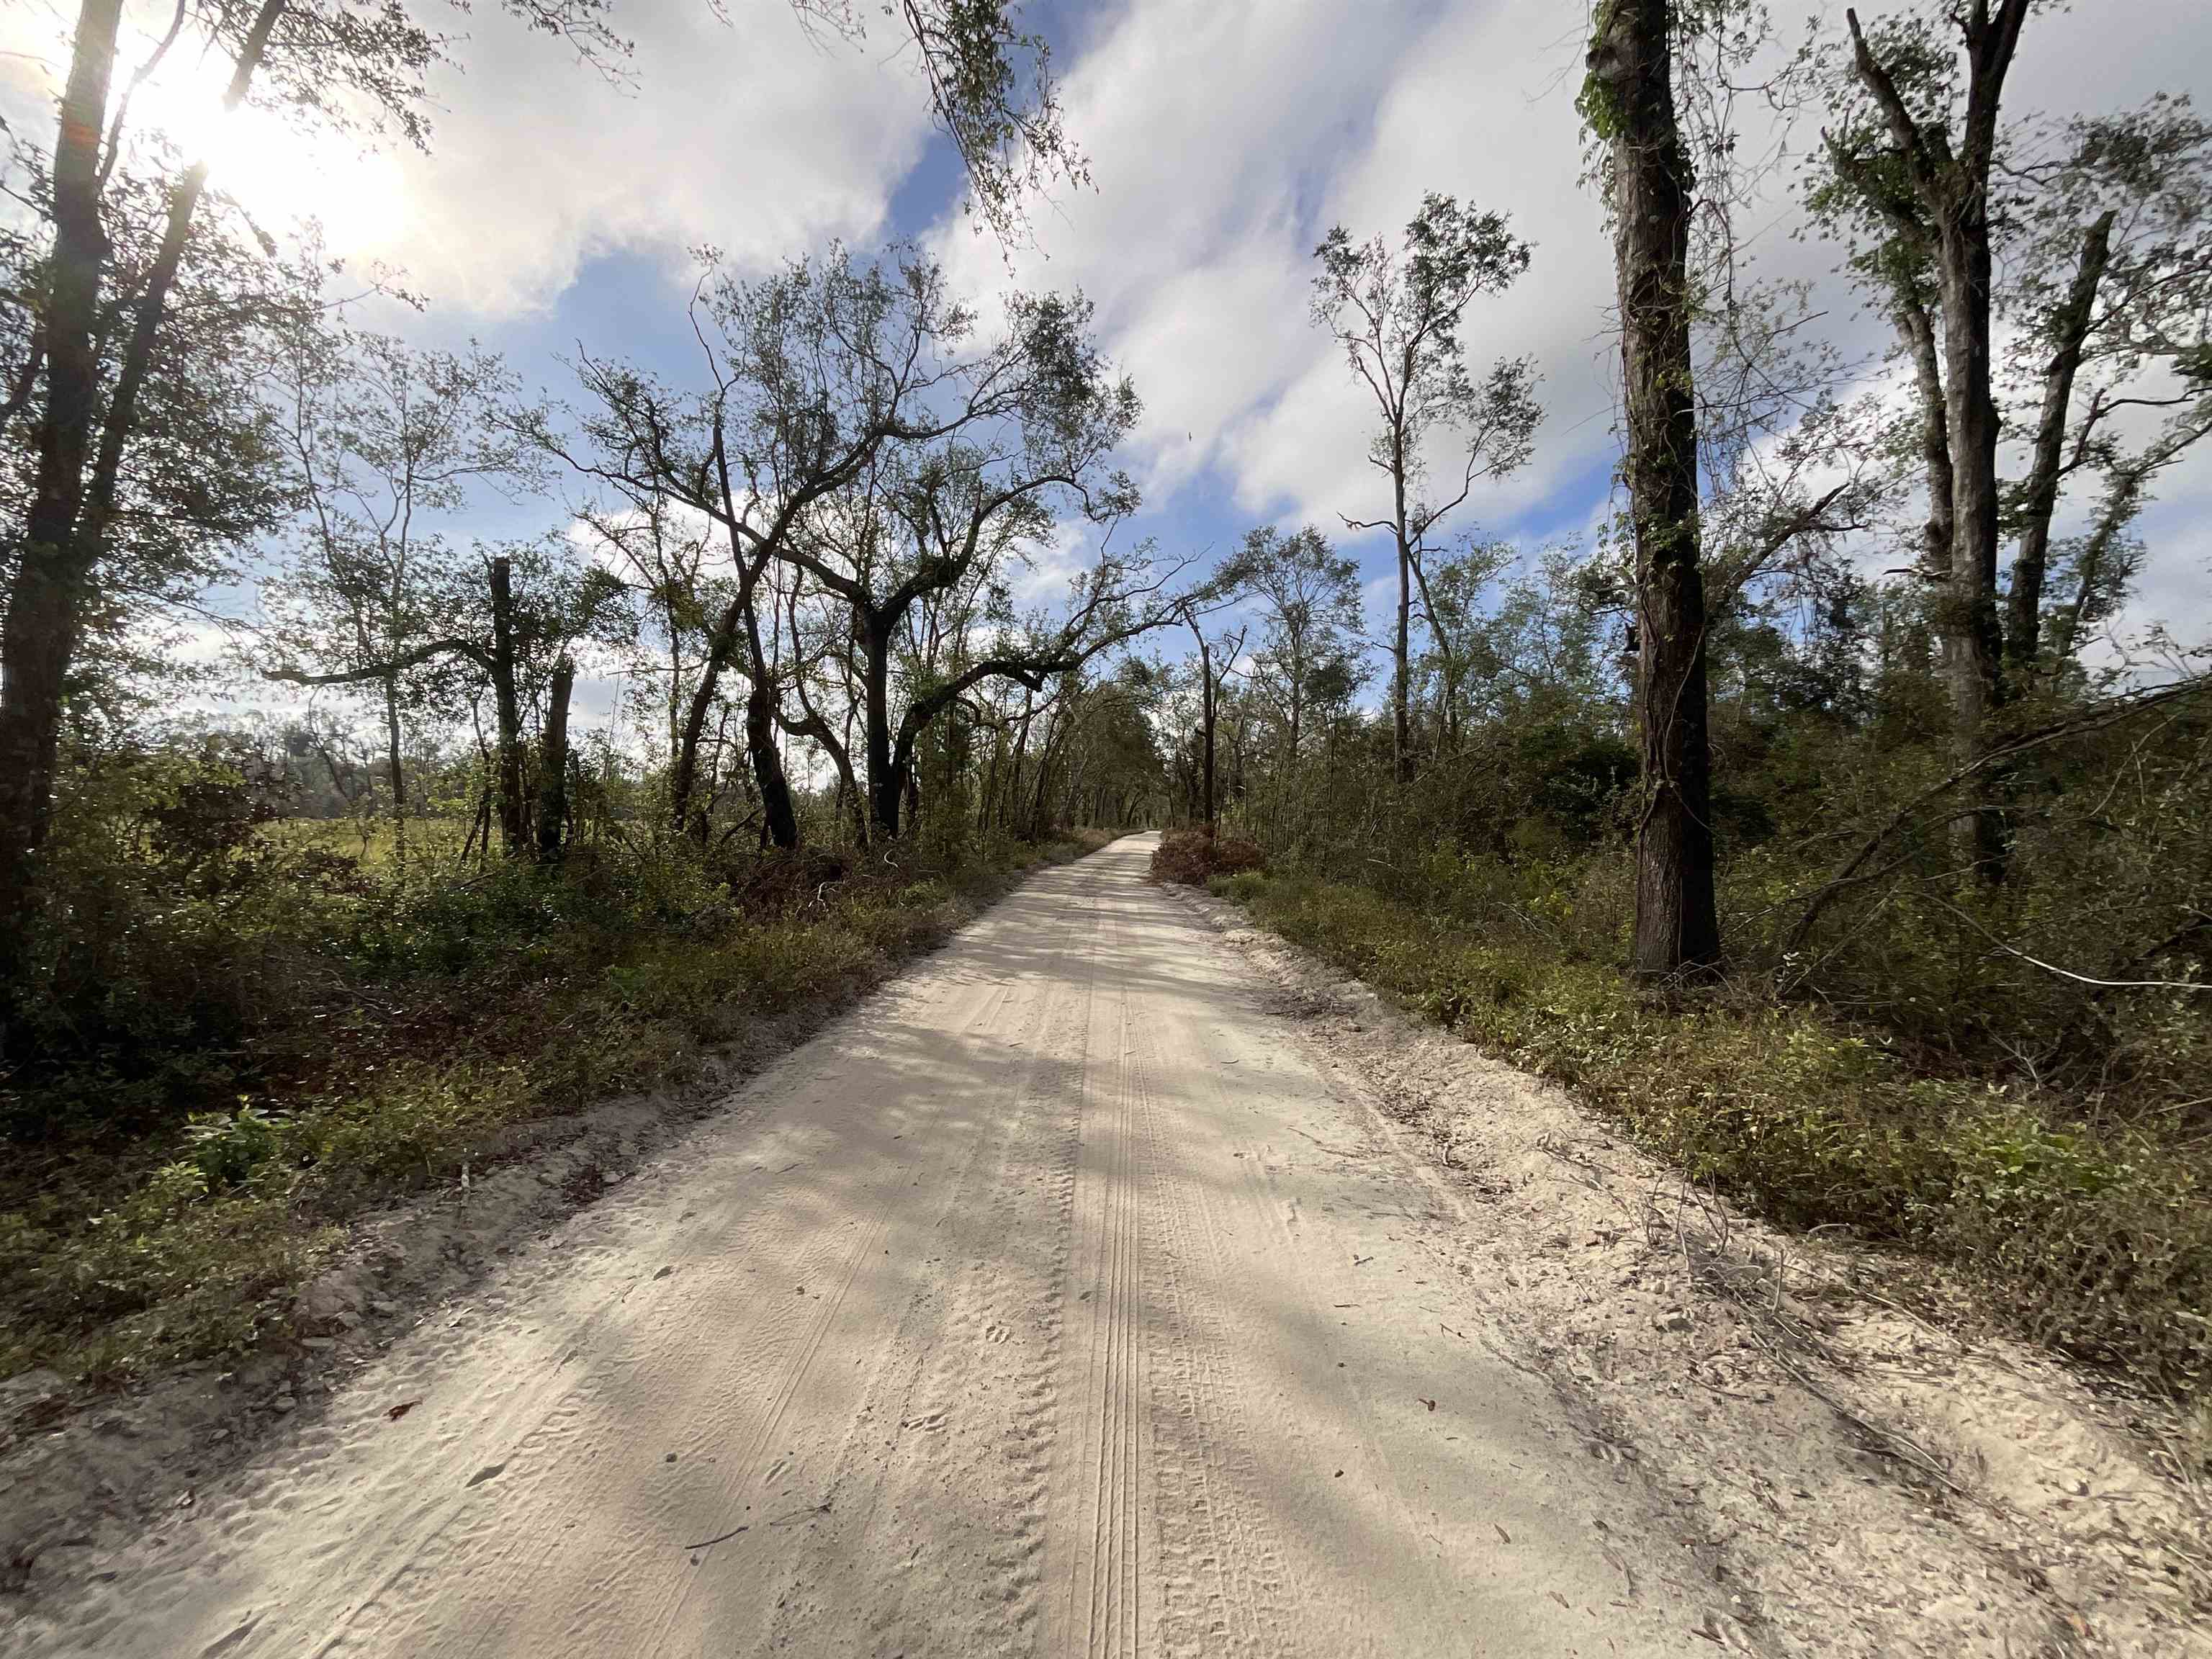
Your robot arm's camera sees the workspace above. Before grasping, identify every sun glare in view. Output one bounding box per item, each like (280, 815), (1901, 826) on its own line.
(129, 78), (410, 256)
(205, 107), (408, 253)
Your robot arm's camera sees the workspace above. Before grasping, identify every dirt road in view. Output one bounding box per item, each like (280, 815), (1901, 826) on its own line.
(12, 833), (1711, 1657)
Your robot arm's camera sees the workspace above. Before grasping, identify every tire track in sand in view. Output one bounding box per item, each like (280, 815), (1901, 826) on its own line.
(749, 876), (1097, 1655)
(1122, 989), (1301, 1656)
(1043, 873), (1150, 1659)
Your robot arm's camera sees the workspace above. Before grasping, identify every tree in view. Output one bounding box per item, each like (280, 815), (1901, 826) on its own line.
(1182, 605), (1247, 833)
(0, 0), (644, 996)
(536, 652), (578, 865)
(1408, 535), (1512, 747)
(0, 0), (1084, 987)
(793, 1), (1086, 242)
(1835, 1), (2026, 873)
(480, 537), (625, 865)
(794, 464), (1169, 841)
(1240, 524), (1364, 809)
(1584, 0), (1723, 976)
(263, 331), (534, 868)
(1311, 195), (1540, 783)
(1044, 661), (1169, 830)
(540, 249), (1161, 843)
(1817, 11), (2212, 863)
(549, 251), (994, 843)
(572, 495), (716, 779)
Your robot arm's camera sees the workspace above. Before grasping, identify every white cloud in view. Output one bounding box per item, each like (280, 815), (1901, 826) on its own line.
(924, 0), (2211, 655)
(0, 2), (942, 318)
(930, 0), (1447, 533)
(924, 0), (1622, 549)
(6, 0), (2207, 655)
(355, 7), (938, 315)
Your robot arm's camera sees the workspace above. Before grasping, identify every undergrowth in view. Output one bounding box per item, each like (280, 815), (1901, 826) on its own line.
(1147, 827), (1265, 886)
(0, 823), (1112, 1386)
(1212, 867), (2211, 1408)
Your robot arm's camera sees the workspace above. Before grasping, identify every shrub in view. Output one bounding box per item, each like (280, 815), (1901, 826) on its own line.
(2, 808), (1110, 1385)
(1218, 866), (2212, 1404)
(1150, 828), (1265, 886)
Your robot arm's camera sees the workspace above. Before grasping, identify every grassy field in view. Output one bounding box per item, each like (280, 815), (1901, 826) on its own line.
(260, 815), (469, 866)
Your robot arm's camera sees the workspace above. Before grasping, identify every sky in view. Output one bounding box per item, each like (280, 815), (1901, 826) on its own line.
(4, 0), (2211, 720)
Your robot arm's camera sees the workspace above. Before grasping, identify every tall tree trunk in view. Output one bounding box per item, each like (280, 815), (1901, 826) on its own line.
(671, 603), (745, 840)
(0, 0), (126, 983)
(2008, 210), (2114, 673)
(1392, 436), (1413, 785)
(487, 557), (526, 856)
(1189, 622), (1220, 832)
(1892, 285), (1955, 579)
(745, 678), (798, 850)
(1936, 220), (2009, 873)
(536, 655), (574, 866)
(1849, 1), (2027, 878)
(1200, 653), (1218, 832)
(861, 617), (900, 840)
(978, 739), (999, 834)
(465, 770), (492, 871)
(1006, 691), (1035, 835)
(1028, 714), (1058, 840)
(1589, 0), (1721, 977)
(0, 1), (282, 982)
(737, 557), (798, 850)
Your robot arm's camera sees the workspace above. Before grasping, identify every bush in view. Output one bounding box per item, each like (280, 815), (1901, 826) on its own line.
(2, 804), (1110, 1386)
(1218, 866), (2212, 1404)
(1149, 827), (1265, 886)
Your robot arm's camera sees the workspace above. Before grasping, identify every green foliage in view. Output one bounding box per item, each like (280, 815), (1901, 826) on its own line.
(1211, 869), (1269, 904)
(0, 780), (1107, 1385)
(184, 1105), (287, 1190)
(897, 878), (956, 910)
(1219, 867), (2212, 1401)
(1575, 0), (1629, 145)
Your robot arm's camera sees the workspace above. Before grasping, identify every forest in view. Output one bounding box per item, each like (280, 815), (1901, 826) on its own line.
(1, 0), (2208, 1444)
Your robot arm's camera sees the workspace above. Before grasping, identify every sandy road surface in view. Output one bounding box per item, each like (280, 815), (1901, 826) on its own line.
(8, 834), (1709, 1658)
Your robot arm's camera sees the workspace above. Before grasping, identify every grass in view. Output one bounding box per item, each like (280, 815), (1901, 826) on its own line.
(261, 814), (470, 868)
(0, 826), (1114, 1388)
(1210, 866), (2212, 1412)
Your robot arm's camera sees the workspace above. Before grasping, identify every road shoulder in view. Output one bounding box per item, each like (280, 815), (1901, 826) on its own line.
(0, 837), (1119, 1626)
(1169, 877), (2211, 1659)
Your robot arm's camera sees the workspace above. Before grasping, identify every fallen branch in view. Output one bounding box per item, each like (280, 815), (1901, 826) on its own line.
(1930, 894), (2212, 994)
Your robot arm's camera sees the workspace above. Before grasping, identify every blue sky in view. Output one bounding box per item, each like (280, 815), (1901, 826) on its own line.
(4, 0), (2208, 704)
(341, 0), (1631, 624)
